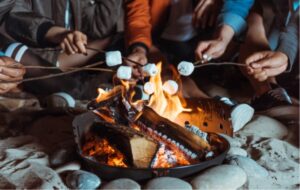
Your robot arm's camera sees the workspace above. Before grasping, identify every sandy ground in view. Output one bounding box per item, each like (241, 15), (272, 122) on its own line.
(0, 93), (299, 189)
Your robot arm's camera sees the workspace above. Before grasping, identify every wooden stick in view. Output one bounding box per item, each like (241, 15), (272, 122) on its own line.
(194, 62), (247, 68)
(0, 61), (114, 84)
(34, 46), (145, 67)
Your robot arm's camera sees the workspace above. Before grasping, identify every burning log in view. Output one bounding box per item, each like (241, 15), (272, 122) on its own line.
(84, 121), (159, 168)
(136, 106), (210, 153)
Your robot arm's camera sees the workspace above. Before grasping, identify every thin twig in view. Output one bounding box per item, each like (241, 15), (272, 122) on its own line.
(0, 61), (112, 84)
(194, 62), (247, 68)
(34, 46), (145, 67)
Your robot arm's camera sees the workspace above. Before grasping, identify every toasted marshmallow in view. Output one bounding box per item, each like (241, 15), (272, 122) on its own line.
(105, 51), (122, 67)
(117, 66), (132, 80)
(163, 80), (178, 95)
(143, 63), (158, 77)
(144, 82), (155, 95)
(178, 61), (195, 76)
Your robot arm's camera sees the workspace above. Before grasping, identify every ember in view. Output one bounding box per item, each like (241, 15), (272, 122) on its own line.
(81, 61), (232, 170)
(82, 136), (128, 168)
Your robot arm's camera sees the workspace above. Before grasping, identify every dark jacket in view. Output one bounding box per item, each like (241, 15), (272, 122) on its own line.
(6, 0), (123, 47)
(0, 0), (15, 23)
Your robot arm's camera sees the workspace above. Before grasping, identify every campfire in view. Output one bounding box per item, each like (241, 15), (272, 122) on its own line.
(72, 62), (231, 180)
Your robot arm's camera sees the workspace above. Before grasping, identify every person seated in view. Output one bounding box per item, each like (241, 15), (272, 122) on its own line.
(0, 0), (123, 99)
(125, 0), (256, 131)
(243, 0), (299, 116)
(0, 0), (25, 94)
(5, 0), (123, 71)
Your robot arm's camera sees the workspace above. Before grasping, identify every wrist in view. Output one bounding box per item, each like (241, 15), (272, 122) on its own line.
(128, 42), (149, 55)
(44, 26), (69, 44)
(215, 25), (234, 44)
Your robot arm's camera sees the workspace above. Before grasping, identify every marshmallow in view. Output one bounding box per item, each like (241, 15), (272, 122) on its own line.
(203, 54), (209, 60)
(143, 63), (158, 77)
(163, 80), (178, 95)
(143, 82), (155, 95)
(105, 51), (122, 67)
(117, 66), (132, 80)
(177, 61), (195, 76)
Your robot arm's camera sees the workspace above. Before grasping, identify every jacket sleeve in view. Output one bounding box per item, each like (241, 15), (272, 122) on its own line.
(277, 9), (299, 72)
(0, 0), (15, 23)
(217, 0), (254, 36)
(5, 0), (55, 47)
(81, 0), (123, 39)
(125, 0), (152, 50)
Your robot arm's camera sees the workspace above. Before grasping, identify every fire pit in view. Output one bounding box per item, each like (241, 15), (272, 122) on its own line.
(72, 63), (232, 181)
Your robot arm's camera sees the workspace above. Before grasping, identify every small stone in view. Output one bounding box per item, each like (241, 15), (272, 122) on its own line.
(227, 147), (248, 157)
(101, 178), (140, 190)
(239, 115), (288, 139)
(191, 165), (247, 190)
(227, 155), (269, 178)
(50, 148), (76, 167)
(145, 177), (192, 190)
(55, 161), (81, 174)
(66, 170), (101, 190)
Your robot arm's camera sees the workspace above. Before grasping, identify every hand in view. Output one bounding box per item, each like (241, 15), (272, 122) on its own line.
(0, 57), (25, 94)
(60, 31), (88, 55)
(245, 51), (289, 81)
(45, 27), (88, 55)
(193, 0), (222, 29)
(195, 25), (234, 61)
(195, 38), (228, 61)
(126, 46), (148, 79)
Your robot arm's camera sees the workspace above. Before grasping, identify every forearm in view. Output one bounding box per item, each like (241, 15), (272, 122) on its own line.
(215, 25), (235, 45)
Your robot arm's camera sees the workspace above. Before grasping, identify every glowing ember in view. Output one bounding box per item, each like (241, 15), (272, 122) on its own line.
(82, 136), (128, 168)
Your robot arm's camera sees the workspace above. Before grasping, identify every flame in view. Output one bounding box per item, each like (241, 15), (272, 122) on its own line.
(82, 136), (128, 168)
(148, 62), (191, 122)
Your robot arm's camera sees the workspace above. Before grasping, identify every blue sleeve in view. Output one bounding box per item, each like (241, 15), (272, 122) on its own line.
(0, 51), (5, 57)
(217, 0), (255, 36)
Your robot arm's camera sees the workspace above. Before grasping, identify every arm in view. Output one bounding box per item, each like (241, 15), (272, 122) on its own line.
(0, 0), (15, 23)
(82, 0), (123, 39)
(217, 0), (255, 36)
(276, 9), (299, 72)
(125, 0), (152, 51)
(195, 0), (254, 60)
(5, 0), (55, 47)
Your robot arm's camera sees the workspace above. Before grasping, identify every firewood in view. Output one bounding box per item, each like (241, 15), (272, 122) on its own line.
(91, 121), (158, 168)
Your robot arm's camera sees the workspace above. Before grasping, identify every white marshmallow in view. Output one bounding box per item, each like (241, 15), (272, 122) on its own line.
(177, 61), (195, 76)
(203, 54), (209, 60)
(143, 82), (155, 95)
(143, 63), (158, 77)
(117, 66), (132, 80)
(105, 51), (122, 67)
(163, 80), (178, 95)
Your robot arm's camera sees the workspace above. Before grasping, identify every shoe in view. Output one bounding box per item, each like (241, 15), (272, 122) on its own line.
(41, 92), (76, 108)
(251, 86), (299, 121)
(230, 104), (254, 132)
(214, 96), (238, 107)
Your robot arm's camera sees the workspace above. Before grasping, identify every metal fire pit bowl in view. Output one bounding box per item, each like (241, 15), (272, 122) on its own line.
(72, 111), (230, 181)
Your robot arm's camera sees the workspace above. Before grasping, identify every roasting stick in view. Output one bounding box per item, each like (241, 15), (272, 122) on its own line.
(0, 61), (112, 84)
(194, 61), (247, 68)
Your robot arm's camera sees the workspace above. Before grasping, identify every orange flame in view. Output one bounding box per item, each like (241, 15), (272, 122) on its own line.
(148, 62), (191, 122)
